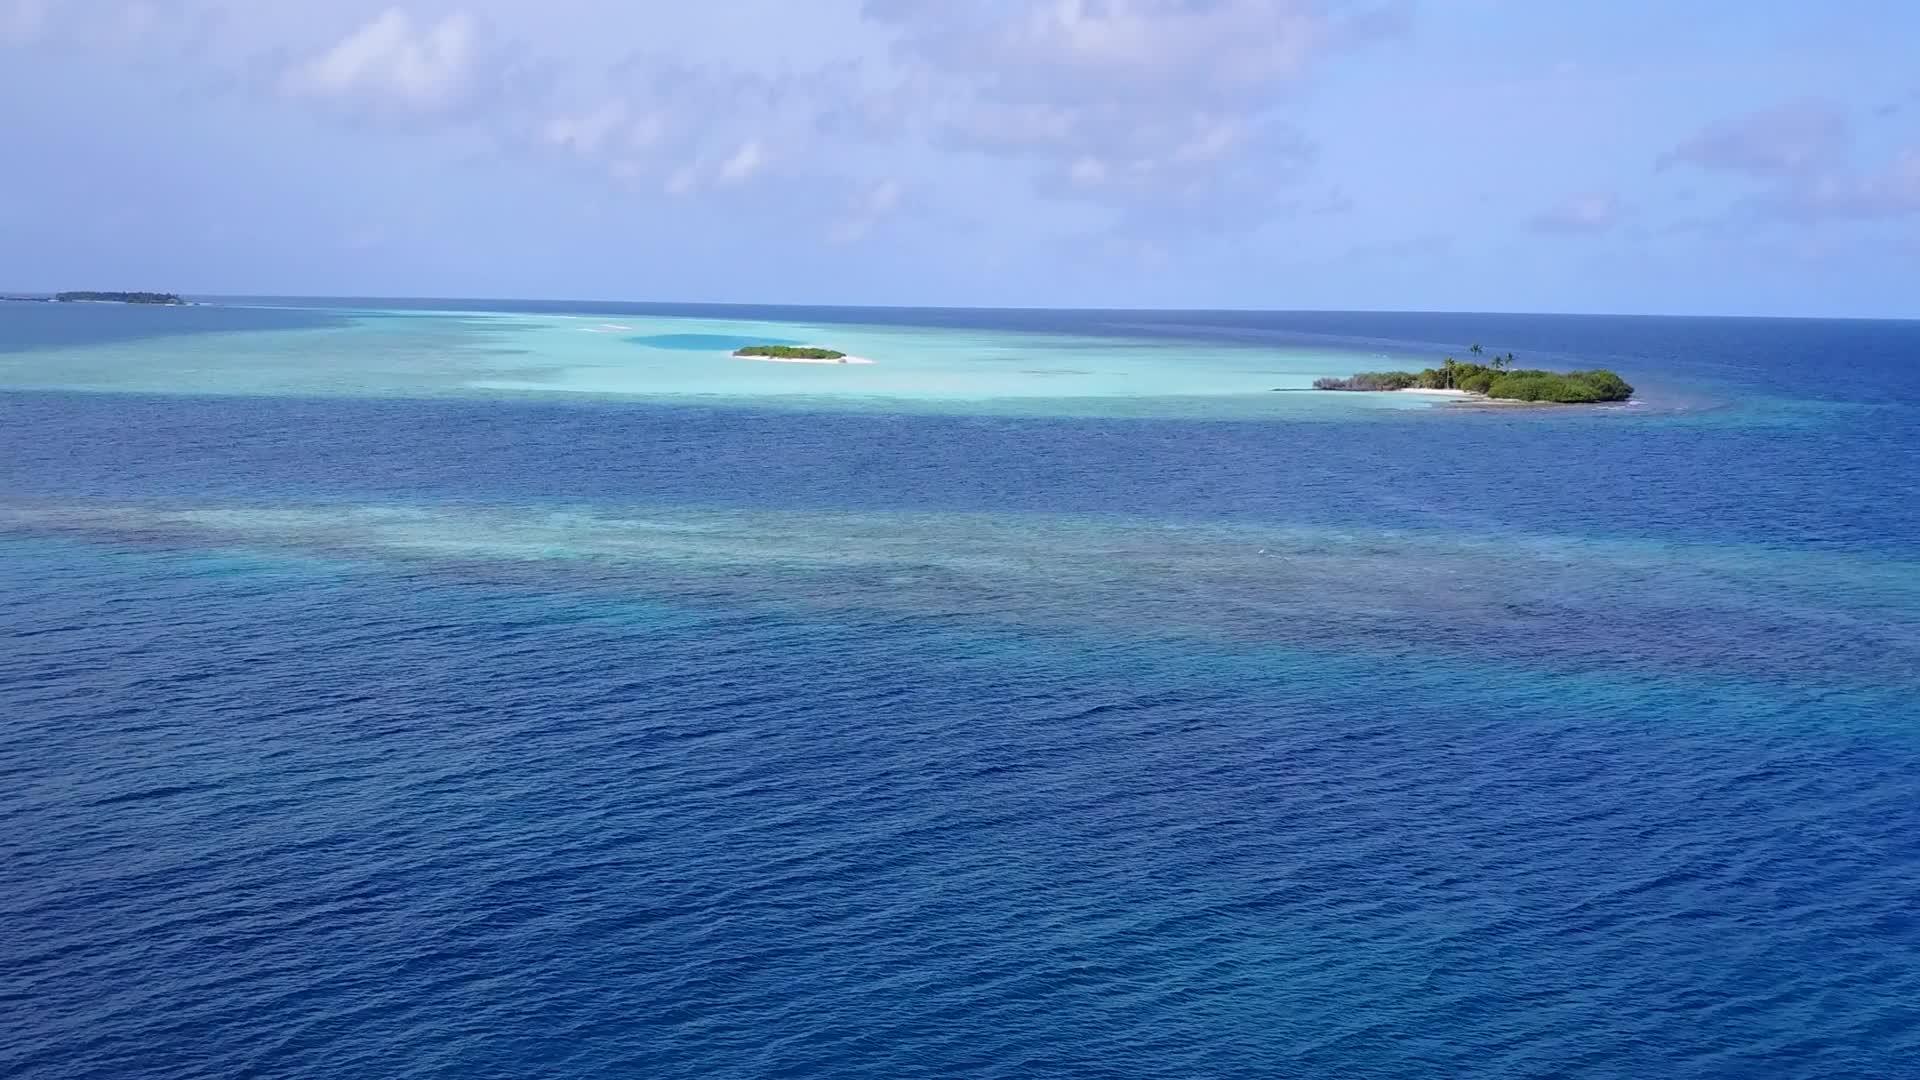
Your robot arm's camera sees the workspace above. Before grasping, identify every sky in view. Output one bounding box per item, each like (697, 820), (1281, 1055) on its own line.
(3, 1), (1917, 317)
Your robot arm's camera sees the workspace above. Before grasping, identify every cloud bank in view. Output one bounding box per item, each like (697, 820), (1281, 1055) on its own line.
(1665, 101), (1920, 222)
(4, 1), (1917, 313)
(283, 9), (481, 115)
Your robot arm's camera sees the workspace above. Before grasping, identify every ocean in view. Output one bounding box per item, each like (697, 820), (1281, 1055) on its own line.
(3, 299), (1917, 1078)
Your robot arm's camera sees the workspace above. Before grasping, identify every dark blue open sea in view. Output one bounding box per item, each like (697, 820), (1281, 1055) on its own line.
(3, 301), (1918, 1078)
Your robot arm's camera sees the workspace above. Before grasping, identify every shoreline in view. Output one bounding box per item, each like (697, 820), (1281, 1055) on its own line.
(732, 353), (877, 366)
(1312, 386), (1631, 408)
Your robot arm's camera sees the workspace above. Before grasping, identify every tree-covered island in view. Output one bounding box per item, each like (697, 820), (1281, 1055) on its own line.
(734, 345), (848, 360)
(56, 291), (188, 305)
(1314, 344), (1633, 403)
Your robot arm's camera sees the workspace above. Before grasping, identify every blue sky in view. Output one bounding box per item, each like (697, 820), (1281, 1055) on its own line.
(4, 1), (1917, 316)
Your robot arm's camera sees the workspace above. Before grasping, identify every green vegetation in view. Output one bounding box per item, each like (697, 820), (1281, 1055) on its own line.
(1313, 372), (1418, 391)
(55, 291), (186, 305)
(1484, 369), (1634, 403)
(1315, 346), (1633, 404)
(734, 345), (848, 360)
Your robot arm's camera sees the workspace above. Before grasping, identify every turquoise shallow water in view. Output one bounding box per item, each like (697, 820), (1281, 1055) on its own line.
(0, 300), (1494, 413)
(2, 301), (1918, 1078)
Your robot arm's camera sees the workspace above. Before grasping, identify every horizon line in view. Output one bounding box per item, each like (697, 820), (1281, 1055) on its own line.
(7, 290), (1916, 324)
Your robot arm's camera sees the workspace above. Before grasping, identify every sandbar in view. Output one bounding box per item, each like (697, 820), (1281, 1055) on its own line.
(733, 354), (877, 366)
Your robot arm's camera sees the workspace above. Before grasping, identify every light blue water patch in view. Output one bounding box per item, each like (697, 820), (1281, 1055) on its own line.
(7, 499), (1917, 687)
(627, 333), (803, 351)
(0, 304), (1478, 415)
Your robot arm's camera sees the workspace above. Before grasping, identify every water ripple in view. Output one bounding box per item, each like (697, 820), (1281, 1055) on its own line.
(4, 312), (1920, 1078)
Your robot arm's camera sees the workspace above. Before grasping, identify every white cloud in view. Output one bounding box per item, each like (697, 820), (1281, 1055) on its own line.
(646, 139), (772, 197)
(525, 56), (859, 200)
(283, 8), (480, 114)
(1663, 104), (1920, 223)
(861, 0), (1397, 219)
(1778, 148), (1920, 220)
(1528, 192), (1623, 234)
(543, 100), (629, 157)
(1660, 101), (1851, 178)
(1171, 118), (1243, 164)
(872, 0), (1391, 101)
(716, 140), (769, 186)
(868, 178), (903, 212)
(828, 178), (905, 244)
(6, 0), (1376, 237)
(663, 165), (699, 197)
(1311, 187), (1354, 216)
(1069, 156), (1108, 187)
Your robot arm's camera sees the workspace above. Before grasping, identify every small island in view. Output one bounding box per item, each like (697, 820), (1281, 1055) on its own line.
(732, 345), (875, 366)
(1314, 345), (1633, 404)
(56, 291), (188, 305)
(736, 345), (847, 360)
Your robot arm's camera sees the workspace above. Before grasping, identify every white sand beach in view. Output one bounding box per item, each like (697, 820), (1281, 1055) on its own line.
(733, 354), (877, 366)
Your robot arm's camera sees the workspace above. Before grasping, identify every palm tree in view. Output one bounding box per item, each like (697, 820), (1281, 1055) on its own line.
(1491, 351), (1512, 373)
(1469, 343), (1484, 358)
(1443, 357), (1458, 389)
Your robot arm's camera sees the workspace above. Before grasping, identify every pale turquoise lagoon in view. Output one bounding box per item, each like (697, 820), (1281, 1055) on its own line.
(0, 304), (1451, 416)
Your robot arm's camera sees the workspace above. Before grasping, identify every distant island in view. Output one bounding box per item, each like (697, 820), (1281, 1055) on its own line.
(56, 291), (187, 305)
(735, 346), (848, 360)
(731, 345), (875, 366)
(1314, 345), (1633, 404)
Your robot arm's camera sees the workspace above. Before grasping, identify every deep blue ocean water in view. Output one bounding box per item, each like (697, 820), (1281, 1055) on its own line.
(3, 302), (1919, 1078)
